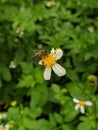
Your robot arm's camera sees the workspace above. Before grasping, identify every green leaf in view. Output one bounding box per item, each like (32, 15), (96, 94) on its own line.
(34, 68), (44, 83)
(23, 119), (53, 130)
(14, 49), (25, 64)
(17, 75), (35, 88)
(51, 84), (60, 94)
(52, 112), (63, 124)
(66, 82), (87, 99)
(77, 120), (94, 130)
(30, 84), (48, 108)
(20, 62), (33, 74)
(7, 107), (20, 120)
(23, 117), (36, 129)
(61, 97), (78, 122)
(18, 126), (25, 130)
(0, 65), (11, 81)
(61, 124), (71, 130)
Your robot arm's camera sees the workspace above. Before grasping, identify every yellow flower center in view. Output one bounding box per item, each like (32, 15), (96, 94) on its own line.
(79, 100), (86, 106)
(41, 54), (56, 67)
(1, 128), (6, 130)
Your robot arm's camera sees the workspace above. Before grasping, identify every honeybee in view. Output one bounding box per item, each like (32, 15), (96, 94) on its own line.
(32, 50), (48, 59)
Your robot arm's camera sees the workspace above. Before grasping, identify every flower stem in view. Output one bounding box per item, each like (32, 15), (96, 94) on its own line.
(93, 99), (98, 130)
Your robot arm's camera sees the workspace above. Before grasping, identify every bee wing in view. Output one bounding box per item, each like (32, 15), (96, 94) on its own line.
(32, 52), (40, 59)
(32, 50), (42, 59)
(32, 50), (48, 59)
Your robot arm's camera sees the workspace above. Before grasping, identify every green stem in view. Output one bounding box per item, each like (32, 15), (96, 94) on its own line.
(93, 100), (97, 130)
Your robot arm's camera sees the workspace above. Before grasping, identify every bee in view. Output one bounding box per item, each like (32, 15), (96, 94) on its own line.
(32, 50), (48, 59)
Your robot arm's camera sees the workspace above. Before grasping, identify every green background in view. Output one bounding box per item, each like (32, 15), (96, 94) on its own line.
(0, 0), (98, 130)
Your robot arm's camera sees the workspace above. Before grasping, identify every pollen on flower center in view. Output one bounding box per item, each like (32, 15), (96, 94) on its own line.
(41, 54), (56, 67)
(79, 100), (86, 105)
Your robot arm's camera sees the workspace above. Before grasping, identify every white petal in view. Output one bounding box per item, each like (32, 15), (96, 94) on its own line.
(52, 63), (66, 77)
(51, 48), (55, 55)
(44, 67), (52, 80)
(39, 60), (43, 65)
(0, 125), (3, 128)
(2, 113), (6, 118)
(55, 48), (63, 60)
(85, 101), (92, 106)
(80, 106), (85, 114)
(75, 104), (80, 111)
(73, 98), (79, 103)
(5, 124), (10, 129)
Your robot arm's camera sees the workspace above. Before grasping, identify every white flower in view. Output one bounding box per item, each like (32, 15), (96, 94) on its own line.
(9, 61), (16, 69)
(39, 48), (66, 80)
(73, 98), (92, 114)
(45, 0), (55, 7)
(88, 26), (94, 33)
(16, 27), (24, 38)
(5, 124), (10, 130)
(0, 125), (3, 129)
(0, 113), (7, 120)
(0, 124), (10, 130)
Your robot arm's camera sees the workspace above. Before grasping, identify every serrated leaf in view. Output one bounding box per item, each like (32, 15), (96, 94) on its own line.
(20, 62), (33, 74)
(77, 120), (94, 130)
(30, 84), (48, 108)
(17, 75), (35, 88)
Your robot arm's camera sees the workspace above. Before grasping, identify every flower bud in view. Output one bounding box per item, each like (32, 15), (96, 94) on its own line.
(87, 75), (97, 86)
(10, 101), (17, 107)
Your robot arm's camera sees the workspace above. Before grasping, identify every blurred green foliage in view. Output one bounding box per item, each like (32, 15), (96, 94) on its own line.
(0, 0), (98, 130)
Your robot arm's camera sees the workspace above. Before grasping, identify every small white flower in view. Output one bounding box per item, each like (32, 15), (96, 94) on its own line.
(16, 27), (24, 38)
(45, 0), (55, 7)
(9, 61), (16, 69)
(5, 124), (10, 130)
(73, 98), (92, 114)
(39, 48), (66, 80)
(0, 125), (3, 129)
(88, 26), (94, 33)
(0, 113), (7, 120)
(0, 124), (10, 130)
